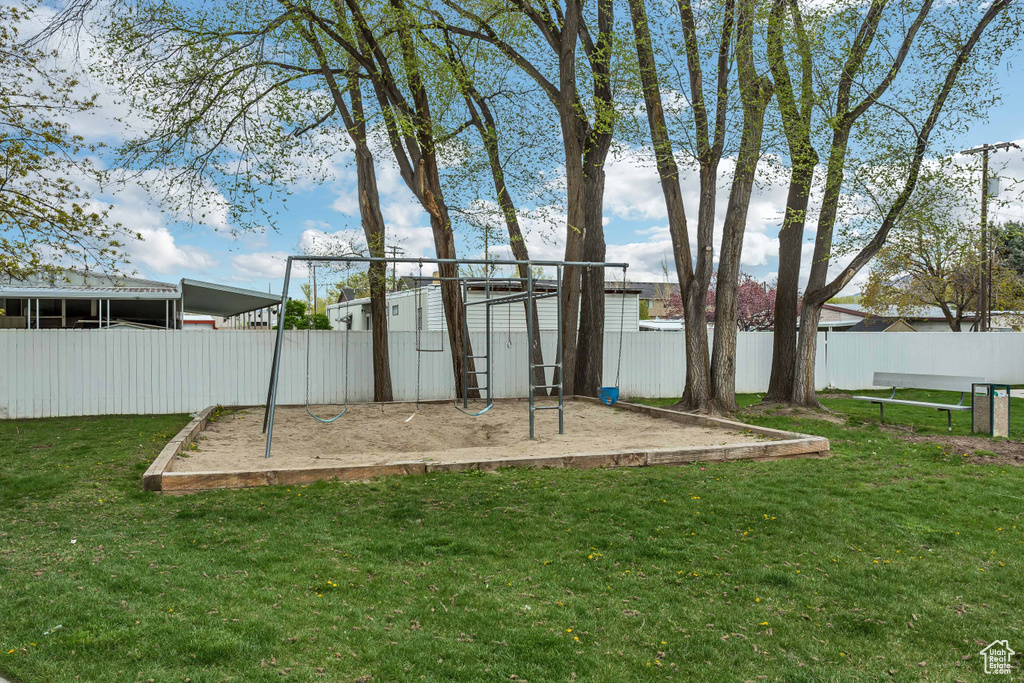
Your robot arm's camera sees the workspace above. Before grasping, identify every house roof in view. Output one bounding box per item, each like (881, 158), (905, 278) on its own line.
(1, 271), (279, 317)
(822, 302), (979, 322)
(400, 274), (667, 298)
(846, 317), (918, 332)
(1, 270), (175, 290)
(0, 284), (179, 299)
(336, 287), (359, 303)
(179, 279), (280, 317)
(629, 281), (680, 300)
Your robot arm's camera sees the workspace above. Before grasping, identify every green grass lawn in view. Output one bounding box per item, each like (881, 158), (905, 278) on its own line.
(2, 395), (1023, 682)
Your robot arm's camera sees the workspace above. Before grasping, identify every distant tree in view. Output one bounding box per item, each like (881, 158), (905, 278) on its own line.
(639, 299), (651, 320)
(300, 284), (335, 319)
(665, 288), (683, 319)
(707, 273), (777, 331)
(279, 300), (308, 330)
(666, 272), (776, 330)
(860, 198), (980, 331)
(0, 1), (133, 280)
(307, 313), (332, 331)
(861, 180), (1024, 331)
(994, 221), (1024, 277)
(278, 299), (330, 330)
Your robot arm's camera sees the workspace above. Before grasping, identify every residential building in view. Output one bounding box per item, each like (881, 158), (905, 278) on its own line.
(0, 271), (279, 330)
(819, 303), (983, 331)
(632, 281), (679, 318)
(326, 280), (641, 333)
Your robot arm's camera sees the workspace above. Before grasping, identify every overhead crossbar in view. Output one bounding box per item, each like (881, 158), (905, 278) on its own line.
(285, 255), (629, 268)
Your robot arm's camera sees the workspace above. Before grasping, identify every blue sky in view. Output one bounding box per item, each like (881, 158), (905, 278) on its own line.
(39, 5), (1024, 302)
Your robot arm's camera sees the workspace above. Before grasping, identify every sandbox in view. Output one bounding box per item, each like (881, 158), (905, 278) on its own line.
(143, 398), (829, 492)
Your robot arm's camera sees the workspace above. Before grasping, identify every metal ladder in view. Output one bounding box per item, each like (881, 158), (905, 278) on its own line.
(526, 266), (564, 439)
(457, 278), (493, 415)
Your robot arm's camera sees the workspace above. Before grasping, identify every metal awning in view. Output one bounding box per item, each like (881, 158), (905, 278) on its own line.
(180, 279), (280, 317)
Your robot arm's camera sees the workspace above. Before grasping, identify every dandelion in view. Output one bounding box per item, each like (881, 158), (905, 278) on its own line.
(760, 622), (768, 626)
(755, 597), (760, 602)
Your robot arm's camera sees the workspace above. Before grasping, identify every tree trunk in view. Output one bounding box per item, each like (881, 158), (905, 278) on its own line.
(772, 0), (997, 408)
(355, 146), (394, 402)
(710, 130), (767, 411)
(710, 0), (772, 413)
(680, 282), (713, 410)
(304, 43), (394, 403)
(573, 0), (614, 398)
(371, 0), (478, 400)
(462, 87), (549, 396)
(553, 0), (585, 398)
(422, 173), (479, 401)
(629, 0), (718, 411)
(765, 161), (813, 402)
(575, 164), (608, 397)
(792, 299), (822, 407)
(677, 166), (717, 413)
(672, 0), (734, 413)
(558, 132), (586, 398)
(764, 0), (816, 403)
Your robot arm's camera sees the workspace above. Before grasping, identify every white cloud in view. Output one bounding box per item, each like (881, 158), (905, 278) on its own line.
(130, 226), (218, 275)
(230, 252), (308, 282)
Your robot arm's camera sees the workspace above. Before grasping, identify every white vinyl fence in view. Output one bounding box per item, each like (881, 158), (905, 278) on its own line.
(1, 329), (1022, 419)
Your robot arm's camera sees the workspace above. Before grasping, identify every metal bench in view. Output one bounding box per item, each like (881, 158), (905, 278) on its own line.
(852, 372), (984, 431)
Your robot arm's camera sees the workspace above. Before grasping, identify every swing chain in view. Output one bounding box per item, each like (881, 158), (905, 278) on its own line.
(616, 265), (626, 387)
(507, 283), (513, 349)
(415, 260), (423, 403)
(405, 259), (424, 422)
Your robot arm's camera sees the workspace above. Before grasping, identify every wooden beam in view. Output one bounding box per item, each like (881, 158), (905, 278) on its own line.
(142, 406), (215, 491)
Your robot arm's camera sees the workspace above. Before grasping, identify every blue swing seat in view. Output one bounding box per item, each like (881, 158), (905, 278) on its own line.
(599, 386), (619, 406)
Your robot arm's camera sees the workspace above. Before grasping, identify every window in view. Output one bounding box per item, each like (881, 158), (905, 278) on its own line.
(392, 305), (399, 316)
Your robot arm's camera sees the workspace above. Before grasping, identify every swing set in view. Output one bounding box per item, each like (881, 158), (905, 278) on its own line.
(262, 255), (630, 460)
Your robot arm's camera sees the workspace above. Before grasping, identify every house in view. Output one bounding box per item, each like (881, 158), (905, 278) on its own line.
(819, 303), (983, 332)
(632, 281), (679, 318)
(0, 271), (280, 330)
(326, 279), (641, 333)
(401, 274), (676, 318)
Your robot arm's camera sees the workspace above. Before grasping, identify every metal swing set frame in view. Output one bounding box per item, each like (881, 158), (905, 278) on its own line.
(261, 255), (629, 459)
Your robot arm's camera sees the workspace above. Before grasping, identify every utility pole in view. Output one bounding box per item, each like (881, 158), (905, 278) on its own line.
(384, 245), (405, 291)
(959, 141), (1020, 331)
(312, 263), (318, 317)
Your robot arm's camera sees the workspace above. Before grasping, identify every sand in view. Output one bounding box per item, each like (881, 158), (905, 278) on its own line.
(170, 399), (766, 473)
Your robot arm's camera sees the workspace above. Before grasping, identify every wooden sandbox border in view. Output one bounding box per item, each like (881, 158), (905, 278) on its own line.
(143, 398), (829, 493)
(142, 405), (216, 491)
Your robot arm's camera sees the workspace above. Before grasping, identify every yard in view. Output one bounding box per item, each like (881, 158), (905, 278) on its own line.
(1, 392), (1022, 682)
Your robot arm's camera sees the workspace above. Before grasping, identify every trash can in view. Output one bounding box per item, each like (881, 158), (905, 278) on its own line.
(972, 383), (1011, 438)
